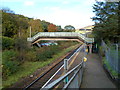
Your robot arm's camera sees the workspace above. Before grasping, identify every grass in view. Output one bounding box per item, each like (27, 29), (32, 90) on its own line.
(99, 45), (120, 79)
(103, 57), (119, 78)
(2, 44), (80, 88)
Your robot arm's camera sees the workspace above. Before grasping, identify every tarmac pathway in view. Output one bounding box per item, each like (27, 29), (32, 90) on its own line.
(80, 53), (116, 88)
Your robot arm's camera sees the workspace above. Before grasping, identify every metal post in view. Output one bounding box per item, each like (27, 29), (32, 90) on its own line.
(64, 59), (68, 70)
(116, 44), (118, 72)
(30, 26), (31, 38)
(89, 44), (92, 54)
(29, 26), (33, 48)
(64, 59), (68, 85)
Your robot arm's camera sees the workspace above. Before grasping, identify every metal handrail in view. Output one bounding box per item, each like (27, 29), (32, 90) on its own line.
(63, 65), (83, 89)
(27, 32), (94, 43)
(44, 60), (84, 89)
(41, 44), (84, 89)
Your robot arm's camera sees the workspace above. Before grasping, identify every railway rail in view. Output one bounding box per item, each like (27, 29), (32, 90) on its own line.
(24, 44), (83, 89)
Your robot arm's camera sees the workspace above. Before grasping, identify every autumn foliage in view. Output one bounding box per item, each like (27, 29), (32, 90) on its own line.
(48, 24), (57, 32)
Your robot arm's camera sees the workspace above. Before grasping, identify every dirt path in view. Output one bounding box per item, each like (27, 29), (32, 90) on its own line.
(81, 53), (116, 88)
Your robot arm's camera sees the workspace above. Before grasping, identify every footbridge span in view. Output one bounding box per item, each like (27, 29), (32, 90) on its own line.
(27, 32), (94, 44)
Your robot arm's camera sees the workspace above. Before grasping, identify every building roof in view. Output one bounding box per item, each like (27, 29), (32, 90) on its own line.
(79, 25), (94, 30)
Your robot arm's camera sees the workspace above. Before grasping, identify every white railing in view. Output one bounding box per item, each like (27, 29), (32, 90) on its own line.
(40, 45), (85, 89)
(27, 32), (94, 43)
(42, 60), (84, 89)
(40, 44), (84, 89)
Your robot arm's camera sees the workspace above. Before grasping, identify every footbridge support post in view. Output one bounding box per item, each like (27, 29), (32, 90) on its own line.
(89, 44), (92, 54)
(36, 43), (41, 47)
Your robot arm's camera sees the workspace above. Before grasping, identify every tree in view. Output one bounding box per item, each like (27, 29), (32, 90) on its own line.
(48, 23), (57, 32)
(56, 25), (63, 32)
(2, 8), (15, 14)
(41, 20), (50, 32)
(92, 2), (120, 43)
(64, 25), (75, 32)
(2, 36), (14, 50)
(29, 19), (43, 36)
(14, 37), (28, 62)
(2, 11), (18, 37)
(15, 14), (29, 37)
(2, 8), (29, 38)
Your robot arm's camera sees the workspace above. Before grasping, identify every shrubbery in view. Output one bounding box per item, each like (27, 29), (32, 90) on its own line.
(36, 45), (59, 61)
(2, 50), (19, 79)
(58, 41), (78, 49)
(3, 60), (19, 79)
(2, 50), (18, 61)
(14, 37), (29, 51)
(25, 50), (36, 61)
(99, 46), (105, 57)
(2, 41), (79, 80)
(2, 36), (14, 50)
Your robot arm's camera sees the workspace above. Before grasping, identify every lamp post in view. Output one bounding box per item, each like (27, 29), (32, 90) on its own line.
(30, 26), (31, 38)
(28, 26), (33, 48)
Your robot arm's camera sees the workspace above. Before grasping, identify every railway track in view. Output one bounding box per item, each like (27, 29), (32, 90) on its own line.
(24, 44), (82, 90)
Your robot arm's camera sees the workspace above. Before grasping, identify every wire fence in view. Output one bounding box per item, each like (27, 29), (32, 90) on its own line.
(101, 40), (120, 73)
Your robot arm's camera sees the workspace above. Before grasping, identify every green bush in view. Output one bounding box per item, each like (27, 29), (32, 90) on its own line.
(45, 50), (53, 58)
(2, 50), (19, 79)
(2, 50), (17, 61)
(58, 41), (78, 49)
(36, 46), (59, 61)
(36, 50), (52, 61)
(3, 60), (19, 78)
(36, 52), (47, 61)
(25, 51), (36, 61)
(50, 45), (59, 54)
(35, 41), (78, 61)
(99, 46), (105, 57)
(14, 37), (28, 51)
(2, 36), (14, 50)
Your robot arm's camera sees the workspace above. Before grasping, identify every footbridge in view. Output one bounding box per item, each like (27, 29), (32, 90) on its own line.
(27, 32), (94, 44)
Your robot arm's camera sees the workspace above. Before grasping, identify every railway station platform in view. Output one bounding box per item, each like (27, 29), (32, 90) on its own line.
(74, 52), (116, 88)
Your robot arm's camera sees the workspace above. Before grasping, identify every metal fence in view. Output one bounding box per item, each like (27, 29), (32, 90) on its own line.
(42, 60), (84, 89)
(27, 32), (94, 43)
(101, 40), (120, 73)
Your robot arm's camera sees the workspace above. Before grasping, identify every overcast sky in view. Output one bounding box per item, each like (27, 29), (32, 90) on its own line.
(1, 0), (99, 29)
